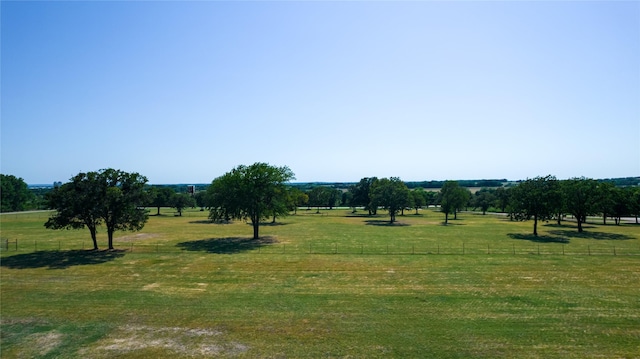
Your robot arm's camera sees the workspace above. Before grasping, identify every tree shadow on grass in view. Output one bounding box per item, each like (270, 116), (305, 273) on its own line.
(365, 220), (410, 227)
(0, 249), (126, 270)
(176, 236), (277, 254)
(548, 230), (634, 241)
(508, 233), (569, 244)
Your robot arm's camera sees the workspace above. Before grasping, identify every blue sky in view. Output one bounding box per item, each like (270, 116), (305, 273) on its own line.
(2, 1), (638, 184)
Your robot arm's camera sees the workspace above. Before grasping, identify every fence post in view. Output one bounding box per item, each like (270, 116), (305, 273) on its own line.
(487, 244), (490, 255)
(513, 244), (515, 255)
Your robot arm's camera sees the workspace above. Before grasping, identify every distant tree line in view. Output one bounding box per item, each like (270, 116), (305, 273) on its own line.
(3, 167), (638, 249)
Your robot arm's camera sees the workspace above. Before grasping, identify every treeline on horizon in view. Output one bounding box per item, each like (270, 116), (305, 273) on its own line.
(2, 173), (638, 213)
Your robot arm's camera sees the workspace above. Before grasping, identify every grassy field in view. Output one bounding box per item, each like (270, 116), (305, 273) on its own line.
(1, 208), (639, 358)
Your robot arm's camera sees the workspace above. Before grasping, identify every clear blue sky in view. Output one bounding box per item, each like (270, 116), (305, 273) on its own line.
(2, 1), (639, 184)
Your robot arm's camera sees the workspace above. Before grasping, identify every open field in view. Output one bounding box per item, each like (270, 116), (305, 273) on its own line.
(1, 209), (639, 358)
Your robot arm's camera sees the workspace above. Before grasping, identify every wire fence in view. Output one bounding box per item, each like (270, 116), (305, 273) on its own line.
(2, 239), (639, 257)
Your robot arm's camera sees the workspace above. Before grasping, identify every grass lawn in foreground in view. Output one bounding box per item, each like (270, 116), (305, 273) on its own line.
(1, 208), (639, 358)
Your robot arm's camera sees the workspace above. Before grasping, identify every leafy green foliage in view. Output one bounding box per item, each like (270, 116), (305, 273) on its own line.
(370, 177), (410, 223)
(438, 181), (470, 224)
(1, 174), (35, 212)
(206, 163), (295, 239)
(510, 175), (560, 236)
(45, 169), (148, 250)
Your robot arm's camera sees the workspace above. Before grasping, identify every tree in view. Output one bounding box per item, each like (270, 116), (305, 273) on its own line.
(98, 169), (149, 250)
(147, 186), (176, 215)
(1, 174), (35, 212)
(45, 169), (148, 250)
(307, 186), (338, 213)
(194, 190), (208, 211)
(594, 181), (616, 225)
(473, 188), (496, 215)
(287, 187), (308, 215)
(207, 163), (294, 239)
(45, 172), (104, 250)
(172, 193), (196, 216)
(349, 177), (378, 215)
(628, 187), (640, 224)
(510, 175), (560, 236)
(494, 187), (511, 213)
(370, 177), (410, 223)
(411, 188), (427, 215)
(438, 181), (469, 224)
(563, 177), (598, 233)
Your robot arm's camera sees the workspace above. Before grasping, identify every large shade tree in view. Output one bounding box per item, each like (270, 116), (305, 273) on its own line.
(207, 163), (295, 239)
(370, 177), (410, 223)
(510, 175), (560, 236)
(45, 171), (104, 250)
(45, 169), (149, 250)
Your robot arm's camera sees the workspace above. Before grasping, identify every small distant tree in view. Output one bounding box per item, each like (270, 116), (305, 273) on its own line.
(594, 181), (616, 225)
(411, 188), (427, 215)
(147, 186), (176, 215)
(438, 181), (469, 224)
(370, 177), (410, 223)
(287, 187), (308, 215)
(473, 188), (496, 215)
(510, 175), (560, 236)
(308, 186), (338, 213)
(172, 193), (196, 216)
(206, 163), (294, 239)
(194, 190), (208, 211)
(494, 187), (511, 213)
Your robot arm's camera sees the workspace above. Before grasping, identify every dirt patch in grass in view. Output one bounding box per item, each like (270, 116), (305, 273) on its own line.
(82, 324), (248, 357)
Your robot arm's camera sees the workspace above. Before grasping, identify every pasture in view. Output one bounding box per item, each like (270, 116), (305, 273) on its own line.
(1, 208), (639, 358)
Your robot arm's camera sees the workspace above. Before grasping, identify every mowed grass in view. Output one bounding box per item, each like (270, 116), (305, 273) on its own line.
(1, 208), (639, 358)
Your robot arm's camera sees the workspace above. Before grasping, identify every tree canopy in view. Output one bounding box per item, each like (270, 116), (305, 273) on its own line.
(370, 177), (410, 223)
(206, 163), (295, 239)
(510, 175), (560, 236)
(45, 169), (149, 250)
(438, 181), (469, 224)
(1, 174), (34, 212)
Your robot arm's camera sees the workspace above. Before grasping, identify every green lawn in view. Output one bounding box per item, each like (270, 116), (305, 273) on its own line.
(1, 209), (639, 358)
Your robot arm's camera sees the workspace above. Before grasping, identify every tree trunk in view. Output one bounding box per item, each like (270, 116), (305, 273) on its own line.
(390, 212), (395, 223)
(107, 229), (114, 250)
(603, 212), (607, 225)
(252, 213), (260, 239)
(577, 218), (583, 233)
(157, 206), (161, 215)
(444, 212), (449, 224)
(89, 226), (99, 250)
(533, 214), (538, 236)
(454, 210), (458, 220)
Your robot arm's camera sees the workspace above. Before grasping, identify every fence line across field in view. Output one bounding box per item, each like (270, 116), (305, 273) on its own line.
(2, 239), (639, 257)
